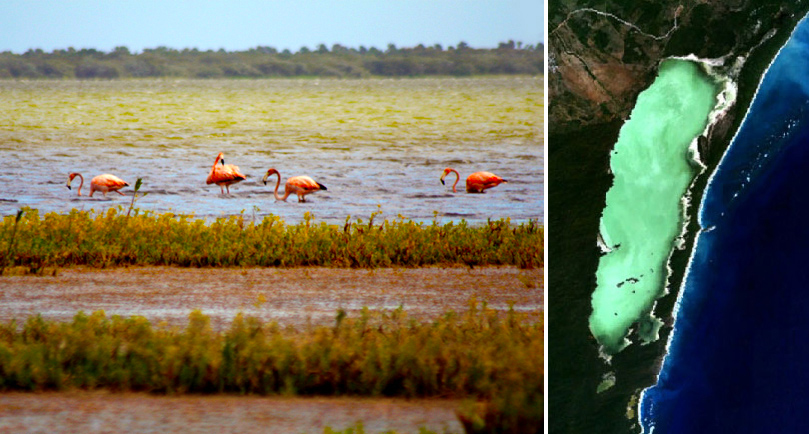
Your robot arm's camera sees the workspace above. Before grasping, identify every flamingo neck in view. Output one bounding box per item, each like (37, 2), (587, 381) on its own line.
(450, 170), (460, 193)
(75, 173), (84, 196)
(212, 155), (222, 171)
(271, 173), (286, 201)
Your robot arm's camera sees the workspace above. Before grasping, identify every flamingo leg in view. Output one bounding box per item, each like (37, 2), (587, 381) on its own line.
(115, 190), (125, 196)
(226, 185), (231, 195)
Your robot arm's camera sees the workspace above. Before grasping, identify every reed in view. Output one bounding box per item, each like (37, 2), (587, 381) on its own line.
(0, 209), (24, 275)
(0, 208), (543, 269)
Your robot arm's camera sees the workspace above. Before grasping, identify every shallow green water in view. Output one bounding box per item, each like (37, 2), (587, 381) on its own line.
(0, 77), (542, 224)
(590, 60), (719, 353)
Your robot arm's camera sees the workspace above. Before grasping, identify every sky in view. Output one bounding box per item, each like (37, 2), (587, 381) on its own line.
(0, 0), (544, 54)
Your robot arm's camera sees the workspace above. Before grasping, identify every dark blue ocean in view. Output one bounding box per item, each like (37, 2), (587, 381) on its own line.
(640, 15), (809, 433)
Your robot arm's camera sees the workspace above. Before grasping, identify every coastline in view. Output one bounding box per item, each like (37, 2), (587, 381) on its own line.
(628, 10), (809, 430)
(639, 11), (809, 430)
(645, 53), (743, 369)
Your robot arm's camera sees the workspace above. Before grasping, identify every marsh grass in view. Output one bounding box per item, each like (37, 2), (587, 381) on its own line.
(0, 304), (542, 428)
(0, 208), (542, 270)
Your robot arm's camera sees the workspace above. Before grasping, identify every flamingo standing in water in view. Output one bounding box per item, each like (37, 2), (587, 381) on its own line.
(206, 152), (246, 194)
(440, 168), (507, 193)
(67, 173), (129, 197)
(262, 168), (327, 202)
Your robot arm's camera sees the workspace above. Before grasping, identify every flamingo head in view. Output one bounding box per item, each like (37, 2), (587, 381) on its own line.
(215, 152), (225, 165)
(66, 172), (78, 189)
(440, 167), (453, 185)
(262, 168), (279, 185)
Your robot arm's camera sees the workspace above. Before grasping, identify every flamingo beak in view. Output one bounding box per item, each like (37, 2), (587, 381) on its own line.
(262, 174), (269, 185)
(66, 185), (71, 190)
(220, 159), (225, 165)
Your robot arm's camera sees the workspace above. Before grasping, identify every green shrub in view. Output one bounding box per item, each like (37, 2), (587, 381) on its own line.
(0, 304), (543, 401)
(0, 208), (543, 270)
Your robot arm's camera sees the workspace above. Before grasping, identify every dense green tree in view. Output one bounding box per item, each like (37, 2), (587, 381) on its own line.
(0, 41), (543, 79)
(110, 46), (131, 58)
(75, 60), (119, 78)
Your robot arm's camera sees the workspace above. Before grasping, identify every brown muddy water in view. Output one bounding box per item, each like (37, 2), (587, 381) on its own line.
(0, 78), (543, 225)
(0, 391), (464, 433)
(0, 266), (543, 330)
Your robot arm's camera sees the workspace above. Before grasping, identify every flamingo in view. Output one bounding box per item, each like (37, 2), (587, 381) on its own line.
(66, 173), (129, 197)
(440, 168), (508, 193)
(206, 152), (246, 194)
(262, 168), (327, 202)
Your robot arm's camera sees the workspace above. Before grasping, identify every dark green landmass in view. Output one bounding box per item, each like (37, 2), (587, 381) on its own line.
(549, 1), (809, 433)
(0, 42), (542, 79)
(550, 1), (807, 135)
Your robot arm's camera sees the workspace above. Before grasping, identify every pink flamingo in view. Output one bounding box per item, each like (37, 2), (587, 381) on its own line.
(206, 152), (246, 194)
(67, 173), (129, 197)
(440, 167), (507, 193)
(262, 168), (327, 202)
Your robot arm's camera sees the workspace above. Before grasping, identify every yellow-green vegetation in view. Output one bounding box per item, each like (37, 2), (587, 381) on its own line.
(0, 208), (542, 270)
(0, 78), (541, 149)
(0, 304), (542, 430)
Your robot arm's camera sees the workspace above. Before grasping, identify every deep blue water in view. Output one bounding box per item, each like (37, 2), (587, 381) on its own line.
(641, 15), (809, 433)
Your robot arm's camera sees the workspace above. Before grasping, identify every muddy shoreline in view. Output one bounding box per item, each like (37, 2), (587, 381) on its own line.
(0, 391), (464, 434)
(0, 266), (543, 330)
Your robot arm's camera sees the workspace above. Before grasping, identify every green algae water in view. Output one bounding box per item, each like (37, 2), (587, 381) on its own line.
(591, 59), (719, 354)
(0, 78), (541, 226)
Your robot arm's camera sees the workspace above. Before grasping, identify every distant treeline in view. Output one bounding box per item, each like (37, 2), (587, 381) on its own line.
(0, 41), (543, 79)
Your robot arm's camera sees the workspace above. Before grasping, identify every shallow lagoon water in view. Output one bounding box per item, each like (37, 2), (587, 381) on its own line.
(0, 77), (542, 225)
(591, 60), (719, 354)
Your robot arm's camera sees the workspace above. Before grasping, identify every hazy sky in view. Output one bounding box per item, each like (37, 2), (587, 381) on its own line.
(0, 0), (543, 53)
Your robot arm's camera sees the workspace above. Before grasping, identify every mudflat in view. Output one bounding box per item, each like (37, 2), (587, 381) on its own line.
(0, 391), (464, 434)
(0, 266), (542, 329)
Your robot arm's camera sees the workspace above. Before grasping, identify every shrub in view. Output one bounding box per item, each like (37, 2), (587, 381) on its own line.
(0, 208), (543, 270)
